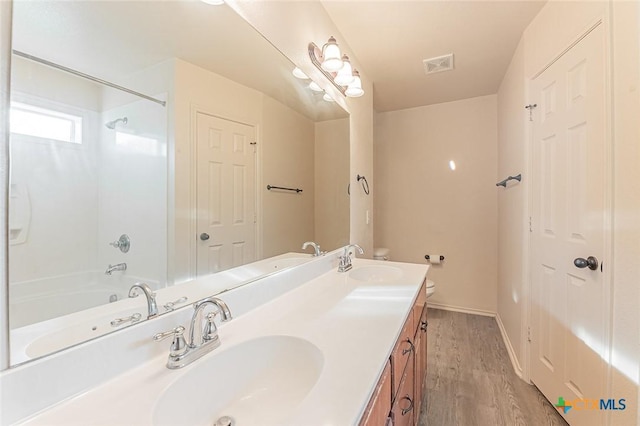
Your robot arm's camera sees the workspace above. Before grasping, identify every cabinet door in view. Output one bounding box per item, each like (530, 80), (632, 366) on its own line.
(413, 306), (428, 422)
(391, 351), (415, 426)
(360, 361), (392, 426)
(391, 316), (415, 399)
(412, 279), (427, 326)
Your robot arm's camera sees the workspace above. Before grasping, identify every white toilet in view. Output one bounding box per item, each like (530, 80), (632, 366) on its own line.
(373, 247), (390, 261)
(426, 279), (436, 298)
(374, 247), (436, 298)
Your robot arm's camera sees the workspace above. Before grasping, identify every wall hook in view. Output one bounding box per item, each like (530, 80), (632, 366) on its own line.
(356, 175), (370, 195)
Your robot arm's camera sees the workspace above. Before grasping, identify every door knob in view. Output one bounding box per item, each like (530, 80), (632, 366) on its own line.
(574, 256), (598, 271)
(200, 233), (210, 241)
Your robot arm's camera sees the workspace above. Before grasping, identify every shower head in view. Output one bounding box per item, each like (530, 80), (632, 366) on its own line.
(105, 117), (128, 129)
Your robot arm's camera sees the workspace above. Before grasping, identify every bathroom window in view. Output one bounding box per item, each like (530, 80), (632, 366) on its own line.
(9, 101), (83, 144)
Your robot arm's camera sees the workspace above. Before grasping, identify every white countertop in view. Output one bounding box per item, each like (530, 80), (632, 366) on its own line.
(18, 258), (428, 426)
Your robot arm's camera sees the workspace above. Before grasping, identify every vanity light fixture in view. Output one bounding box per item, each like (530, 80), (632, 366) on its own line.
(320, 36), (343, 72)
(200, 0), (225, 5)
(308, 36), (365, 98)
(334, 55), (355, 86)
(294, 69), (335, 103)
(322, 93), (335, 102)
(309, 81), (323, 92)
(292, 67), (309, 79)
(344, 70), (364, 98)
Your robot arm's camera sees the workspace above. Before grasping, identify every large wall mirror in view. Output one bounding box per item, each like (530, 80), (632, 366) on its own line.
(6, 0), (349, 367)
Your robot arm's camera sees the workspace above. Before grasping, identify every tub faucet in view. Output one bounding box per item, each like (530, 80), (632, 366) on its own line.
(105, 262), (127, 275)
(302, 241), (325, 257)
(338, 244), (364, 273)
(154, 297), (232, 369)
(129, 282), (158, 318)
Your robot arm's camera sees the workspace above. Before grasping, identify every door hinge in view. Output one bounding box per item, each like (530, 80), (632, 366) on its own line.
(527, 326), (532, 342)
(253, 213), (257, 223)
(529, 216), (533, 233)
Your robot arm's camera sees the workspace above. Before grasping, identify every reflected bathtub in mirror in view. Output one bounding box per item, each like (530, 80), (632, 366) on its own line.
(9, 252), (314, 366)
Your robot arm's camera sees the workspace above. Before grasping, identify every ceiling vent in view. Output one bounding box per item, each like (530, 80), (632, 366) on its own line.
(423, 53), (454, 75)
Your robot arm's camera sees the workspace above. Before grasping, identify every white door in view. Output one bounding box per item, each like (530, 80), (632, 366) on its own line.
(196, 112), (256, 276)
(530, 24), (608, 426)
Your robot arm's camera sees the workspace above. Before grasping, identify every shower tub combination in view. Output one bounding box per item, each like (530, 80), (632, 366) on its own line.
(8, 253), (310, 364)
(9, 271), (160, 364)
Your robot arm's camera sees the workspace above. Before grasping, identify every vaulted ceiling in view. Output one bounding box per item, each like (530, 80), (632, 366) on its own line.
(322, 1), (546, 112)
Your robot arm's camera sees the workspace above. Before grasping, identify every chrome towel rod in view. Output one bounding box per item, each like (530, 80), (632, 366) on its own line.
(267, 185), (303, 193)
(496, 174), (521, 187)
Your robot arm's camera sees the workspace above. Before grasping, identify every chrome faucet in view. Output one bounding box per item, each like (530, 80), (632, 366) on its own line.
(338, 244), (364, 272)
(105, 262), (127, 275)
(302, 241), (325, 257)
(154, 297), (232, 369)
(129, 282), (158, 318)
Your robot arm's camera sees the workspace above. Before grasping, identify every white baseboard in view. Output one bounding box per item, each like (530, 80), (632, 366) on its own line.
(495, 313), (524, 379)
(426, 301), (495, 317)
(427, 302), (525, 380)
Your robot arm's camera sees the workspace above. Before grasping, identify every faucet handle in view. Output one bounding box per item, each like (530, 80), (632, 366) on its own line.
(153, 326), (187, 357)
(203, 312), (221, 342)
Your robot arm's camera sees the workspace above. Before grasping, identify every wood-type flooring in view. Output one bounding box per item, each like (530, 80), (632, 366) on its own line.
(417, 308), (568, 426)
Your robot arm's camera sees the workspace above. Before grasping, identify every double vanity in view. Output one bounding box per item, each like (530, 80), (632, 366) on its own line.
(2, 248), (429, 425)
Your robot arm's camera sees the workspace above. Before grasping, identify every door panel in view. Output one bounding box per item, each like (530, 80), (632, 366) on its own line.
(196, 113), (256, 276)
(530, 24), (607, 426)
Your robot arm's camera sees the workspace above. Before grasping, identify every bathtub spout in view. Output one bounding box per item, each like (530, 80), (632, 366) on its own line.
(105, 263), (127, 275)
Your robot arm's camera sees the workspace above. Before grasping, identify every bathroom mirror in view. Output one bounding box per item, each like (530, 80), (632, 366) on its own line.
(6, 0), (349, 367)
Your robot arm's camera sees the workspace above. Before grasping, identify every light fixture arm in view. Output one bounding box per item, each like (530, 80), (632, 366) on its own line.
(308, 42), (347, 95)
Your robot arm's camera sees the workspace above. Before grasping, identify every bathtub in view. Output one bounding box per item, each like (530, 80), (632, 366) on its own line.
(10, 271), (159, 328)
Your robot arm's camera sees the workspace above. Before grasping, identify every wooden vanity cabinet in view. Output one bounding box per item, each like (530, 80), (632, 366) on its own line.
(359, 361), (392, 426)
(390, 350), (415, 426)
(360, 279), (428, 426)
(413, 302), (428, 418)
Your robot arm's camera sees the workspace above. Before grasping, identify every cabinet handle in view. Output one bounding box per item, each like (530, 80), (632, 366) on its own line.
(402, 339), (415, 355)
(421, 320), (428, 332)
(400, 395), (414, 415)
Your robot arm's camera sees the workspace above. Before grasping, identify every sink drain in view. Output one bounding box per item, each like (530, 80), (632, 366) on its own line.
(214, 416), (235, 426)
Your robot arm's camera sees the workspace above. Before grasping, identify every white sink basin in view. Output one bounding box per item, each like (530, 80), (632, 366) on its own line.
(152, 335), (324, 426)
(349, 265), (403, 282)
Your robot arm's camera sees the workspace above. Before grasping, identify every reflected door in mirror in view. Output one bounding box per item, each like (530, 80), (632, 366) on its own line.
(196, 112), (257, 276)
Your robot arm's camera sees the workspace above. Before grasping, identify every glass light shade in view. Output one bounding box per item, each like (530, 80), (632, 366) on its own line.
(309, 81), (323, 92)
(334, 55), (354, 86)
(292, 67), (309, 79)
(200, 0), (225, 5)
(321, 37), (343, 72)
(345, 70), (364, 97)
(322, 93), (335, 102)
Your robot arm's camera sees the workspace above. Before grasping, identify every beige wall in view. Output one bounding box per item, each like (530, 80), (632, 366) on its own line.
(172, 59), (262, 283)
(497, 40), (527, 372)
(227, 0), (375, 256)
(610, 1), (640, 422)
(497, 1), (639, 421)
(314, 118), (350, 251)
(374, 95), (498, 313)
(172, 59), (318, 281)
(261, 96), (315, 258)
